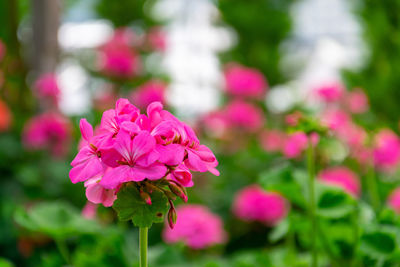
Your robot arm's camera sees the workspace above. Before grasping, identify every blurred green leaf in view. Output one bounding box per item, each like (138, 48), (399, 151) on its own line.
(316, 184), (356, 218)
(360, 226), (399, 259)
(14, 201), (101, 239)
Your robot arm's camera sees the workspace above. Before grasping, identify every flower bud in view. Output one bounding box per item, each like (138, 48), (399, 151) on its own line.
(168, 182), (188, 203)
(168, 200), (177, 229)
(139, 190), (152, 205)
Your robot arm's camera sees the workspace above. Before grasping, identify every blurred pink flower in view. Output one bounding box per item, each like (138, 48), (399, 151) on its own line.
(147, 27), (167, 52)
(318, 167), (360, 198)
(260, 129), (285, 153)
(285, 111), (303, 126)
(0, 39), (6, 62)
(233, 185), (289, 226)
(0, 99), (12, 132)
(345, 88), (369, 114)
(373, 129), (400, 171)
(224, 64), (268, 99)
(98, 28), (140, 78)
(282, 132), (308, 158)
(163, 204), (227, 249)
(224, 100), (264, 132)
(81, 202), (98, 219)
(23, 112), (71, 157)
(315, 82), (344, 103)
(130, 80), (166, 109)
(320, 109), (350, 131)
(387, 187), (400, 214)
(201, 110), (231, 139)
(336, 122), (367, 148)
(33, 73), (60, 105)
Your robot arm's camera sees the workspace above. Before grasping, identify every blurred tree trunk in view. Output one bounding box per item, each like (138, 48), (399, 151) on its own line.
(31, 0), (61, 75)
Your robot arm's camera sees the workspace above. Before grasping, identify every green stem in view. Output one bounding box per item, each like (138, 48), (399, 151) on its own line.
(139, 227), (148, 267)
(55, 238), (70, 264)
(366, 164), (380, 211)
(307, 141), (317, 267)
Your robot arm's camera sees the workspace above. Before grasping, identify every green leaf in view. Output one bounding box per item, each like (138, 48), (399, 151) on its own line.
(14, 201), (101, 238)
(269, 219), (289, 243)
(316, 184), (355, 218)
(113, 183), (169, 228)
(360, 226), (398, 258)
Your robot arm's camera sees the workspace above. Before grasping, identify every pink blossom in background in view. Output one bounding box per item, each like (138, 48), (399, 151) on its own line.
(0, 99), (12, 132)
(33, 73), (60, 105)
(314, 82), (344, 103)
(345, 88), (369, 114)
(233, 185), (289, 226)
(224, 100), (264, 132)
(130, 80), (166, 110)
(318, 167), (361, 198)
(259, 129), (285, 153)
(336, 122), (367, 148)
(23, 112), (71, 157)
(147, 27), (167, 52)
(387, 187), (400, 214)
(69, 99), (219, 206)
(201, 110), (231, 139)
(0, 39), (6, 62)
(98, 29), (140, 78)
(81, 202), (98, 219)
(373, 129), (400, 171)
(163, 205), (227, 249)
(282, 132), (308, 158)
(224, 64), (268, 99)
(320, 109), (350, 131)
(285, 111), (303, 126)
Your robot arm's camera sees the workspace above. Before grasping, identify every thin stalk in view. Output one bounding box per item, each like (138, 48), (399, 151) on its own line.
(366, 164), (380, 211)
(139, 227), (148, 267)
(55, 238), (70, 265)
(307, 141), (317, 267)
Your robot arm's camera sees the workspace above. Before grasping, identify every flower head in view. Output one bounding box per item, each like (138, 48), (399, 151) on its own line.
(224, 64), (267, 99)
(69, 99), (219, 207)
(282, 132), (308, 158)
(314, 82), (344, 103)
(163, 204), (227, 249)
(373, 129), (400, 171)
(224, 100), (264, 132)
(233, 185), (289, 226)
(345, 88), (369, 114)
(130, 80), (166, 110)
(23, 112), (71, 157)
(387, 187), (400, 214)
(318, 167), (360, 198)
(33, 73), (60, 105)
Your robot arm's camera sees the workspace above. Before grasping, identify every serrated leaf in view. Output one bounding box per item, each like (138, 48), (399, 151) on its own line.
(113, 183), (169, 228)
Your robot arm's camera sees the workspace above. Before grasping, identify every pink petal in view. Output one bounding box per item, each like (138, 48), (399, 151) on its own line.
(132, 163), (167, 181)
(70, 147), (104, 183)
(156, 144), (185, 166)
(100, 165), (134, 189)
(79, 119), (93, 142)
(185, 150), (208, 172)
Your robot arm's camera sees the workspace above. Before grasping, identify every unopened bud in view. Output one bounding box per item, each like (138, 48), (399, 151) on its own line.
(168, 182), (188, 203)
(139, 190), (152, 205)
(168, 200), (177, 229)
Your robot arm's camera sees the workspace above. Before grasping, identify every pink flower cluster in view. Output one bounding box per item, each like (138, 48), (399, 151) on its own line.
(130, 80), (166, 110)
(33, 73), (60, 105)
(318, 167), (360, 198)
(224, 64), (268, 99)
(373, 129), (400, 171)
(163, 204), (226, 249)
(0, 99), (12, 132)
(98, 28), (140, 78)
(23, 112), (71, 157)
(69, 99), (219, 207)
(233, 185), (289, 226)
(387, 187), (400, 214)
(203, 100), (264, 136)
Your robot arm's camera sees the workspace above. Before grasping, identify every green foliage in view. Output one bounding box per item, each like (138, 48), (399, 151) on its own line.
(344, 0), (400, 129)
(219, 0), (296, 85)
(14, 201), (101, 239)
(113, 183), (169, 228)
(316, 184), (356, 219)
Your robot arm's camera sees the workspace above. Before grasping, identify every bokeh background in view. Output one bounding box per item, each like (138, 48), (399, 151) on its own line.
(2, 0), (400, 266)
